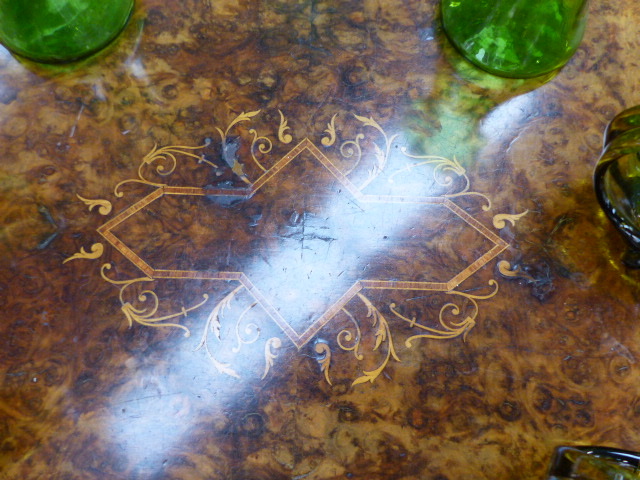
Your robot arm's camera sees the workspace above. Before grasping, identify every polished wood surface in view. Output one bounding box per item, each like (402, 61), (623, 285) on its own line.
(2, 1), (640, 479)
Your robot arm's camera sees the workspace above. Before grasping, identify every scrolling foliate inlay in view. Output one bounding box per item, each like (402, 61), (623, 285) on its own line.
(63, 243), (104, 264)
(76, 194), (112, 215)
(67, 110), (527, 386)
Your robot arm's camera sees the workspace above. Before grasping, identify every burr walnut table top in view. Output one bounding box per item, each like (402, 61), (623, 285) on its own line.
(2, 1), (640, 479)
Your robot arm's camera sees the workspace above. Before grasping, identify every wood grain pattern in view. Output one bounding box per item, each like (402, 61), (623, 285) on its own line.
(2, 0), (640, 479)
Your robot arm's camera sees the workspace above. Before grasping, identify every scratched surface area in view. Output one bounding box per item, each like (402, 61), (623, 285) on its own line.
(2, 1), (640, 479)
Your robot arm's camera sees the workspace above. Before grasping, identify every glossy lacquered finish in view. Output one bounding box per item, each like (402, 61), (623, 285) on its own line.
(2, 1), (640, 479)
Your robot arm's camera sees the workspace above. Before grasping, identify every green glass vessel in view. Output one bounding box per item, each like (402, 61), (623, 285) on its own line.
(441, 0), (590, 78)
(0, 0), (134, 63)
(546, 446), (640, 479)
(594, 106), (640, 268)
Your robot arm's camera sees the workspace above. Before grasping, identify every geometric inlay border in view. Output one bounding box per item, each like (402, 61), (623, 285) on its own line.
(66, 110), (526, 385)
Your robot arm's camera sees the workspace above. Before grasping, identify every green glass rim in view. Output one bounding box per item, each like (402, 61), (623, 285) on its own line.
(0, 0), (135, 64)
(549, 446), (640, 477)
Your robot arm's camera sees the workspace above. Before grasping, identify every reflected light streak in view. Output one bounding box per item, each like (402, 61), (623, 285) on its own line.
(104, 345), (253, 475)
(242, 145), (442, 344)
(105, 366), (193, 474)
(480, 93), (538, 142)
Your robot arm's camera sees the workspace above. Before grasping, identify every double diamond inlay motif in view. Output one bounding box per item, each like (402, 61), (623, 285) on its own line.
(68, 111), (525, 383)
(97, 138), (507, 348)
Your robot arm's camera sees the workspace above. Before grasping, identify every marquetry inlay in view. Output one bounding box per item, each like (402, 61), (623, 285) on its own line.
(66, 110), (526, 385)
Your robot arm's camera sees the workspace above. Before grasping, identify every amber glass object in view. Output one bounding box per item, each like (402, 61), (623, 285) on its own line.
(0, 0), (134, 63)
(441, 0), (590, 78)
(547, 446), (640, 479)
(594, 106), (640, 268)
